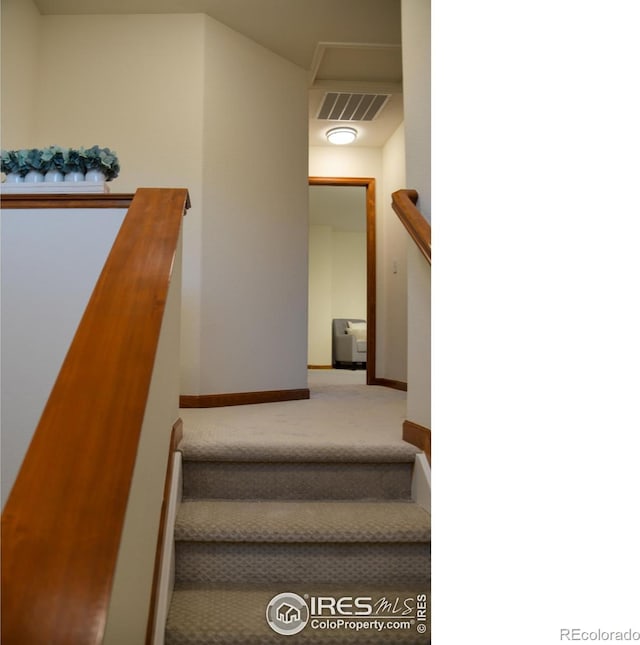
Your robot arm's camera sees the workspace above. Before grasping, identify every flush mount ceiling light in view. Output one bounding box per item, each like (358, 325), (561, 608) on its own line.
(326, 126), (358, 145)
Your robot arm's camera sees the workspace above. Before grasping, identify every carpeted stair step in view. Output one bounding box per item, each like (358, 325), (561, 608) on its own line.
(175, 541), (429, 586)
(176, 499), (430, 543)
(179, 438), (420, 464)
(165, 584), (431, 645)
(182, 460), (414, 500)
(179, 440), (419, 501)
(174, 500), (430, 587)
(170, 424), (429, 642)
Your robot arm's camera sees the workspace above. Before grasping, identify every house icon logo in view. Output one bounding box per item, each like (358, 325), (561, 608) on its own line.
(277, 603), (301, 624)
(266, 592), (309, 635)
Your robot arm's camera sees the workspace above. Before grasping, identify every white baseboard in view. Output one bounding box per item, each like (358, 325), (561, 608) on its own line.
(153, 452), (182, 645)
(412, 452), (431, 512)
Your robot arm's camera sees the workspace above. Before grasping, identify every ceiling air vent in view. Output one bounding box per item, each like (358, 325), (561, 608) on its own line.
(317, 92), (391, 122)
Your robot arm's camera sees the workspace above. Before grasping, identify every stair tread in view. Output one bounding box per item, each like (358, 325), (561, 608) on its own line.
(166, 584), (430, 645)
(175, 499), (430, 543)
(179, 437), (420, 464)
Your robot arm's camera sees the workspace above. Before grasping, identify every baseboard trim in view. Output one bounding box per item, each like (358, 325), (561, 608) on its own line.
(307, 365), (333, 369)
(403, 419), (431, 464)
(180, 388), (310, 408)
(371, 377), (408, 392)
(146, 418), (182, 644)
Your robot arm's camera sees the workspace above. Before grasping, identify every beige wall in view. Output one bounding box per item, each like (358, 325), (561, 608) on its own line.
(402, 0), (431, 218)
(332, 230), (367, 318)
(308, 225), (333, 364)
(381, 122), (409, 381)
(2, 6), (309, 397)
(309, 146), (382, 371)
(1, 2), (420, 398)
(402, 0), (431, 427)
(308, 226), (367, 365)
(309, 142), (408, 382)
(2, 2), (412, 395)
(199, 15), (309, 394)
(33, 14), (205, 192)
(0, 0), (40, 148)
(0, 7), (207, 395)
(29, 12), (207, 396)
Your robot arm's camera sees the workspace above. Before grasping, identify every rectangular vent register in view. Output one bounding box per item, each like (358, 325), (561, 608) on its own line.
(317, 93), (391, 122)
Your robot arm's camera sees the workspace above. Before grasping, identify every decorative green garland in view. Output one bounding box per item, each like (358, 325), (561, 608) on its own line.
(1, 145), (120, 181)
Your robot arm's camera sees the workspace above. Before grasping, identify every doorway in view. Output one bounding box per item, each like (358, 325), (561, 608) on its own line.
(308, 177), (376, 385)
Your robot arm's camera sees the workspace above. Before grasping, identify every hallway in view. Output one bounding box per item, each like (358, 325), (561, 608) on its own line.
(179, 370), (415, 460)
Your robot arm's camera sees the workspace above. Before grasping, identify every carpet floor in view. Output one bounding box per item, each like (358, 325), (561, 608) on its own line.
(179, 370), (414, 459)
(167, 370), (430, 644)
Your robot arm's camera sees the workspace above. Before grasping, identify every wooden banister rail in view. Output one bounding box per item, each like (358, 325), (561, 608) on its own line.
(391, 189), (431, 263)
(1, 187), (190, 644)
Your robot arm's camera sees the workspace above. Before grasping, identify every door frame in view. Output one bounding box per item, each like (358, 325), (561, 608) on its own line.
(308, 176), (376, 385)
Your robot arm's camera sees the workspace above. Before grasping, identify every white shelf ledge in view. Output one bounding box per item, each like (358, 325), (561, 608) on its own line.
(1, 182), (110, 194)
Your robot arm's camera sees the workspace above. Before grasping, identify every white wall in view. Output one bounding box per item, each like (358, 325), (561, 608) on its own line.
(0, 208), (126, 506)
(199, 15), (309, 394)
(402, 0), (431, 427)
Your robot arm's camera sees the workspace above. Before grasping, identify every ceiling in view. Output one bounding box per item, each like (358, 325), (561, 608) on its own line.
(33, 0), (404, 148)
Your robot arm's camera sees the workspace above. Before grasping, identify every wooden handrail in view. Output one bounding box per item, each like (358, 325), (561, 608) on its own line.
(391, 189), (431, 263)
(1, 187), (190, 644)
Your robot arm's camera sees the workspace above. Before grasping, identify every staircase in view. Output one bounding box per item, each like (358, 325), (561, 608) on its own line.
(165, 436), (430, 644)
